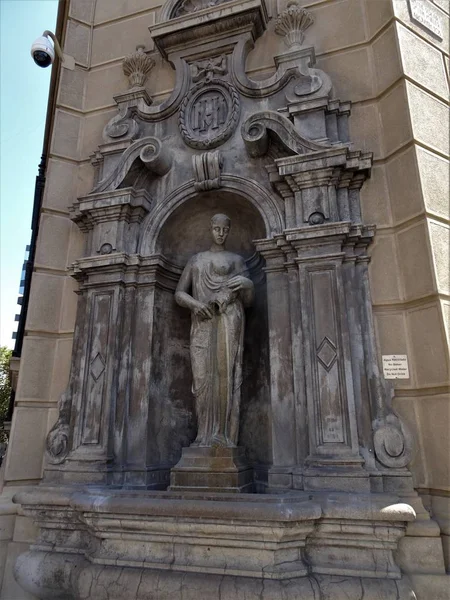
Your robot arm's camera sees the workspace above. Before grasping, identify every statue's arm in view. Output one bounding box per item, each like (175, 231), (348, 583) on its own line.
(175, 260), (214, 319)
(228, 259), (254, 307)
(175, 259), (196, 311)
(241, 271), (254, 307)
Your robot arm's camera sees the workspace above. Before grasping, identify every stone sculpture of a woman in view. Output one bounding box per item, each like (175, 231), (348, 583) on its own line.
(175, 213), (254, 448)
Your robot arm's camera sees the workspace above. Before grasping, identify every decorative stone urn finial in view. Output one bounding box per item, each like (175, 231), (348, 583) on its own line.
(123, 45), (154, 89)
(274, 2), (314, 49)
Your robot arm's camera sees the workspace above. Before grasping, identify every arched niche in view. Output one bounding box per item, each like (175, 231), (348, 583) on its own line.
(156, 190), (266, 265)
(146, 190), (272, 478)
(139, 175), (284, 257)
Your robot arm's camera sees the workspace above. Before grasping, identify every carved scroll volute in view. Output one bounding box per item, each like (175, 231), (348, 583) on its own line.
(123, 45), (155, 89)
(46, 391), (71, 464)
(275, 2), (314, 49)
(373, 414), (413, 469)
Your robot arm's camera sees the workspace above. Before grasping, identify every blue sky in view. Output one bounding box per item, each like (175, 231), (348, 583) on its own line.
(0, 0), (58, 348)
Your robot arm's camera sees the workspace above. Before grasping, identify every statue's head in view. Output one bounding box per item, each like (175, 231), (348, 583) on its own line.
(211, 213), (230, 246)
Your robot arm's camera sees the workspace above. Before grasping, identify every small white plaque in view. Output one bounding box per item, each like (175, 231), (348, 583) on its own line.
(408, 0), (443, 39)
(382, 355), (410, 380)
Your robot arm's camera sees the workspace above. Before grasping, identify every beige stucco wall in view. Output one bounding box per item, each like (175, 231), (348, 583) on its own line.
(0, 0), (449, 595)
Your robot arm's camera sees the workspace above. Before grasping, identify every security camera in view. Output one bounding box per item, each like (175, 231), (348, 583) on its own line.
(31, 34), (55, 68)
(30, 30), (74, 70)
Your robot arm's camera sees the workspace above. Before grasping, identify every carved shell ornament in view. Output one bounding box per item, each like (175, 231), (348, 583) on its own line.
(123, 45), (154, 89)
(275, 2), (314, 48)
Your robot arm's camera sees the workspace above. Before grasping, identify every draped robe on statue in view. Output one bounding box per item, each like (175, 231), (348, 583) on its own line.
(182, 251), (249, 447)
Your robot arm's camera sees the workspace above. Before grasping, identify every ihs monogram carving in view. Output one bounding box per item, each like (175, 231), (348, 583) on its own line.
(122, 45), (154, 89)
(275, 2), (314, 48)
(173, 0), (230, 18)
(191, 55), (227, 83)
(179, 79), (240, 150)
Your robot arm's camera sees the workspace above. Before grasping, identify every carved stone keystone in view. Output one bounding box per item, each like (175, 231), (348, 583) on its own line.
(193, 150), (223, 191)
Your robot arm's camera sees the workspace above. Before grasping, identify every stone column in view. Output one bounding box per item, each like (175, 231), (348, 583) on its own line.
(279, 240), (308, 488)
(69, 265), (124, 475)
(125, 256), (179, 489)
(341, 232), (378, 476)
(44, 188), (153, 485)
(45, 255), (137, 484)
(287, 224), (367, 492)
(255, 239), (297, 489)
(111, 281), (137, 486)
(126, 280), (157, 486)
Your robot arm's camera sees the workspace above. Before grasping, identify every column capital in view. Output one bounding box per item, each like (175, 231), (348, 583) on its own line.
(70, 187), (153, 256)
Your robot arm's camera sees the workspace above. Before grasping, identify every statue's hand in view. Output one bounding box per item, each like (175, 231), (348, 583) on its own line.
(193, 301), (213, 320)
(228, 276), (253, 292)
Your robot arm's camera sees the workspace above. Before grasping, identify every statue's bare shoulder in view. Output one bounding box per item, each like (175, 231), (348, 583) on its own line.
(189, 250), (244, 270)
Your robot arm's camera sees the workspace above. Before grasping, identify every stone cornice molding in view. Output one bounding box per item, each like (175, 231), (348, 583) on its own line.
(268, 148), (372, 228)
(70, 253), (182, 291)
(253, 223), (376, 274)
(152, 0), (268, 58)
(70, 187), (153, 256)
(71, 189), (152, 224)
(274, 148), (373, 185)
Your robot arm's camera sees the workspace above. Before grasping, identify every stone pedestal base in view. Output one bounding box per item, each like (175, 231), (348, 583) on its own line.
(12, 487), (420, 600)
(169, 445), (253, 492)
(14, 552), (417, 600)
(303, 467), (370, 493)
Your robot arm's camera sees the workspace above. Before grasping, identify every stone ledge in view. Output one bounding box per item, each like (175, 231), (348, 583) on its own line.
(12, 486), (418, 599)
(14, 551), (417, 600)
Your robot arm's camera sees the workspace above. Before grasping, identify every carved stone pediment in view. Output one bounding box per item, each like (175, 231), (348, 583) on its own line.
(172, 0), (231, 18)
(153, 0), (268, 59)
(159, 0), (240, 22)
(99, 0), (338, 157)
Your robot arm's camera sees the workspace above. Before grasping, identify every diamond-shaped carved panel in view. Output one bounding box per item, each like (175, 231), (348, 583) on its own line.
(90, 353), (106, 382)
(316, 337), (337, 371)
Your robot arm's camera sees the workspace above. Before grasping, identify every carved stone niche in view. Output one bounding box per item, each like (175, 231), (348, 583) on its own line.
(38, 0), (422, 500)
(13, 0), (433, 598)
(41, 0), (418, 499)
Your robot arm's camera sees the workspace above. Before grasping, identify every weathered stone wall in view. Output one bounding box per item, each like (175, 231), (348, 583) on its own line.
(362, 0), (450, 566)
(0, 0), (448, 596)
